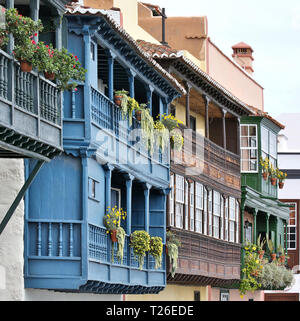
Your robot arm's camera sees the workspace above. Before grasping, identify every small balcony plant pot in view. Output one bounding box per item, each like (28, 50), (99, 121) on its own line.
(110, 229), (118, 243)
(44, 72), (55, 81)
(20, 60), (32, 73)
(114, 94), (123, 106)
(279, 182), (284, 189)
(263, 172), (268, 181)
(258, 250), (265, 260)
(271, 253), (277, 261)
(271, 178), (277, 186)
(279, 255), (285, 264)
(135, 110), (142, 122)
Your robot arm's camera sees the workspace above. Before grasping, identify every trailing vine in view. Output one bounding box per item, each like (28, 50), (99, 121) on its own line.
(140, 108), (155, 155)
(154, 120), (169, 152)
(130, 230), (150, 270)
(116, 226), (126, 263)
(149, 236), (163, 269)
(167, 243), (179, 278)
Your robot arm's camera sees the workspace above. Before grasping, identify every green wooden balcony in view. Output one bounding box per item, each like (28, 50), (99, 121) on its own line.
(0, 49), (62, 161)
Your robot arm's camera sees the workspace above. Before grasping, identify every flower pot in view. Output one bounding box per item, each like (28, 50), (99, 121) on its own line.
(263, 172), (268, 181)
(110, 229), (118, 243)
(271, 178), (277, 186)
(114, 95), (123, 106)
(135, 110), (142, 121)
(271, 253), (277, 261)
(44, 72), (55, 81)
(258, 250), (265, 260)
(20, 60), (32, 72)
(279, 182), (284, 189)
(279, 255), (285, 263)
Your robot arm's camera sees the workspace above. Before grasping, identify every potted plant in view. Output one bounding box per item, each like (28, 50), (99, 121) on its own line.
(33, 42), (58, 80)
(170, 130), (184, 151)
(277, 170), (287, 189)
(257, 234), (266, 260)
(134, 103), (147, 122)
(149, 236), (163, 269)
(160, 113), (183, 132)
(154, 119), (169, 152)
(277, 244), (286, 264)
(266, 235), (276, 261)
(13, 38), (37, 72)
(130, 230), (150, 270)
(114, 89), (129, 107)
(53, 48), (86, 91)
(103, 206), (127, 242)
(116, 225), (126, 263)
(260, 157), (270, 181)
(166, 230), (181, 278)
(140, 106), (155, 155)
(269, 164), (277, 186)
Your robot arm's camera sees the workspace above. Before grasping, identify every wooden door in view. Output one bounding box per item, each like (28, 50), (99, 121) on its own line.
(264, 293), (299, 301)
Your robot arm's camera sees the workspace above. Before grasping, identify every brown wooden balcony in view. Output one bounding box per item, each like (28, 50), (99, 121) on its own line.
(167, 228), (241, 287)
(171, 126), (241, 198)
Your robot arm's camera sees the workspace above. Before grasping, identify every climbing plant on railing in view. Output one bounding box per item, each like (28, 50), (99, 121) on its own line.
(149, 236), (163, 269)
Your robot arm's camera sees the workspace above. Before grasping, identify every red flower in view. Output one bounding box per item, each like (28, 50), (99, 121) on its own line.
(74, 88), (78, 92)
(34, 33), (38, 36)
(46, 45), (49, 48)
(73, 65), (75, 68)
(32, 40), (36, 45)
(37, 46), (40, 49)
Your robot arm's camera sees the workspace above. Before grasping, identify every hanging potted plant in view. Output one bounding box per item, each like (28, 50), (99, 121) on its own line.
(130, 230), (150, 270)
(160, 113), (183, 132)
(277, 244), (286, 264)
(103, 206), (127, 263)
(121, 95), (137, 126)
(269, 164), (277, 186)
(277, 170), (287, 189)
(154, 119), (169, 152)
(134, 103), (147, 122)
(114, 89), (129, 107)
(260, 157), (270, 181)
(149, 236), (163, 269)
(257, 234), (266, 260)
(170, 130), (184, 151)
(140, 106), (155, 155)
(166, 230), (181, 278)
(13, 38), (37, 72)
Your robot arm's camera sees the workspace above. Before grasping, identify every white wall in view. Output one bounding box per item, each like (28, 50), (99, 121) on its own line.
(278, 179), (300, 200)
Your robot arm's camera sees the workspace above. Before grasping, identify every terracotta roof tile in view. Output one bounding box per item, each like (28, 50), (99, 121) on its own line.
(247, 105), (285, 129)
(232, 42), (254, 52)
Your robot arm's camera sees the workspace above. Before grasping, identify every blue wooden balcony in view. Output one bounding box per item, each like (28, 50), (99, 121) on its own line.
(0, 49), (62, 161)
(25, 219), (166, 294)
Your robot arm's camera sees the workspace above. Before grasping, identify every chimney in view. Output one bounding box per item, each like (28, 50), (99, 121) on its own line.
(232, 42), (254, 75)
(161, 8), (168, 46)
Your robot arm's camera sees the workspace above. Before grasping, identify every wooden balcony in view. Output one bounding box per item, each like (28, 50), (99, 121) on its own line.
(0, 49), (62, 161)
(167, 228), (241, 287)
(172, 126), (241, 198)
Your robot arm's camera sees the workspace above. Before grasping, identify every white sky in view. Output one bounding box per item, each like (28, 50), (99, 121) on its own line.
(154, 0), (300, 117)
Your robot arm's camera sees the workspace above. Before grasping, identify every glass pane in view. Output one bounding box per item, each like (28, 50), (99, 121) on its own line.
(249, 126), (256, 136)
(241, 137), (249, 147)
(242, 149), (250, 160)
(241, 125), (248, 136)
(250, 160), (257, 171)
(249, 137), (257, 148)
(261, 126), (269, 153)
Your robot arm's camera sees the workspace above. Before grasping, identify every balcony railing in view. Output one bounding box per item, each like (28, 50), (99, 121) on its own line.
(25, 219), (166, 294)
(0, 49), (62, 160)
(168, 228), (241, 286)
(172, 125), (241, 194)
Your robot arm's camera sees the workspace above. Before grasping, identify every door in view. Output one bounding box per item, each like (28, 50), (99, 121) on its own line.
(264, 293), (299, 301)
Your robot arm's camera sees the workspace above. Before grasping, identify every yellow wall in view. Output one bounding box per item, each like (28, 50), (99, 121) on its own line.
(126, 284), (208, 301)
(113, 0), (161, 44)
(173, 101), (206, 136)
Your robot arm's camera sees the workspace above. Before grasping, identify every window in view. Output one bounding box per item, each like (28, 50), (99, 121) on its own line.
(225, 197), (229, 241)
(195, 183), (203, 233)
(213, 191), (221, 239)
(194, 291), (201, 301)
(236, 200), (239, 243)
(88, 177), (99, 201)
(287, 203), (297, 250)
(220, 196), (224, 240)
(241, 124), (258, 172)
(208, 190), (213, 236)
(170, 104), (176, 117)
(169, 175), (174, 227)
(190, 182), (195, 231)
(245, 222), (253, 243)
(111, 188), (121, 209)
(203, 188), (208, 235)
(261, 126), (277, 171)
(175, 175), (184, 228)
(185, 180), (189, 230)
(229, 197), (236, 242)
(220, 289), (230, 301)
(91, 42), (95, 61)
(190, 116), (196, 131)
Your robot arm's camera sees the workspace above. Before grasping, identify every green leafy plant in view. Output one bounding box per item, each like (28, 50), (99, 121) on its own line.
(140, 107), (155, 155)
(103, 206), (127, 232)
(149, 236), (163, 269)
(166, 231), (181, 278)
(239, 242), (263, 298)
(159, 113), (183, 131)
(257, 234), (266, 252)
(33, 41), (58, 74)
(258, 262), (294, 290)
(154, 120), (169, 152)
(170, 130), (184, 151)
(116, 225), (126, 263)
(276, 169), (287, 183)
(266, 234), (275, 254)
(130, 230), (150, 270)
(125, 96), (138, 126)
